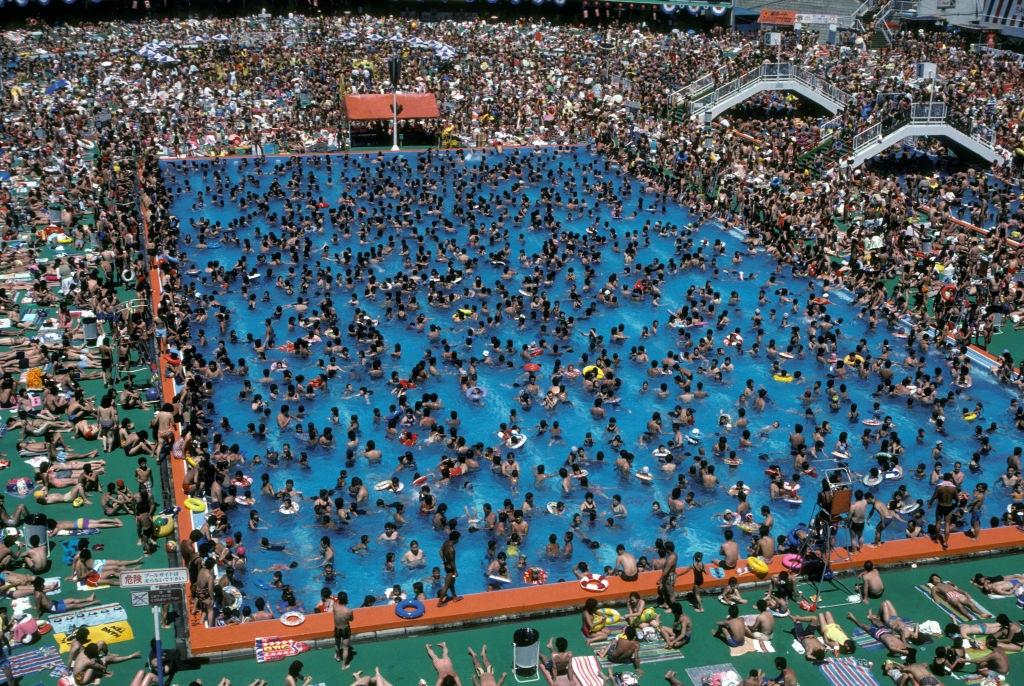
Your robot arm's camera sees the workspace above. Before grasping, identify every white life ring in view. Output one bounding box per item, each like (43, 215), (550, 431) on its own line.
(280, 611), (305, 627)
(580, 573), (609, 593)
(223, 585), (243, 610)
(375, 480), (404, 493)
(122, 268), (135, 282)
(278, 501), (300, 515)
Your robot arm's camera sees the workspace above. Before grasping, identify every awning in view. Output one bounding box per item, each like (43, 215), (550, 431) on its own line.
(344, 93), (440, 122)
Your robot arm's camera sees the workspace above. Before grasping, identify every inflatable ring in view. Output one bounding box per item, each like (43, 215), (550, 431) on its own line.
(523, 567), (548, 585)
(399, 433), (419, 447)
(781, 554), (803, 571)
(747, 556), (769, 577)
(863, 474), (883, 487)
(223, 585), (243, 610)
(940, 285), (956, 303)
(899, 502), (921, 515)
(154, 515), (174, 538)
(279, 501), (300, 515)
(963, 412), (978, 421)
(163, 353), (182, 367)
(465, 386), (486, 401)
(395, 598), (425, 620)
(183, 497), (206, 512)
(375, 480), (404, 493)
(773, 374), (793, 383)
(280, 611), (305, 627)
(724, 333), (743, 346)
(580, 573), (609, 593)
(591, 607), (621, 631)
(232, 476), (253, 488)
(582, 365), (605, 380)
(6, 477), (33, 496)
(121, 269), (135, 282)
(523, 363), (541, 373)
(636, 470), (654, 483)
(843, 354), (865, 366)
(398, 379), (416, 390)
(55, 235), (73, 244)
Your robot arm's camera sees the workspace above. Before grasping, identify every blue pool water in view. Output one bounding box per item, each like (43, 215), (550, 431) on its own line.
(161, 147), (1020, 611)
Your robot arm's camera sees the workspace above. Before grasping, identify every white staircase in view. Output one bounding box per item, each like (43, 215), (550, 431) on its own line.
(679, 63), (851, 121)
(849, 102), (1003, 167)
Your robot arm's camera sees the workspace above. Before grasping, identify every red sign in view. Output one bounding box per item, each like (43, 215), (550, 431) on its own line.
(758, 9), (797, 25)
(255, 637), (310, 663)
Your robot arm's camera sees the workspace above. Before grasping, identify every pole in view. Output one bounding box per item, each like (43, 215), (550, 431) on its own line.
(391, 89), (399, 152)
(153, 604), (165, 686)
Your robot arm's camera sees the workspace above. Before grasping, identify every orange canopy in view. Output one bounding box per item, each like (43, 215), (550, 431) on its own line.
(344, 93), (440, 121)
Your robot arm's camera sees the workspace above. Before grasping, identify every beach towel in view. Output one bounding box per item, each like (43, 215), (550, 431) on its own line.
(916, 584), (992, 622)
(7, 645), (63, 678)
(48, 603), (126, 635)
(255, 636), (310, 663)
(569, 656), (605, 686)
(593, 632), (685, 668)
(819, 657), (881, 686)
(728, 636), (774, 657)
(851, 627), (886, 650)
(684, 663), (739, 686)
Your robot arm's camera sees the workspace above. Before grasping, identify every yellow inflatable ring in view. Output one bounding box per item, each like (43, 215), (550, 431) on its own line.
(843, 354), (865, 366)
(964, 412), (978, 421)
(592, 607), (621, 631)
(184, 497), (206, 513)
(582, 365), (605, 380)
(773, 374), (793, 383)
(747, 556), (770, 577)
(154, 515), (174, 538)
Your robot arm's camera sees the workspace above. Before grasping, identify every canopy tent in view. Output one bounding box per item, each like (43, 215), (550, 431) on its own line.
(344, 93), (440, 122)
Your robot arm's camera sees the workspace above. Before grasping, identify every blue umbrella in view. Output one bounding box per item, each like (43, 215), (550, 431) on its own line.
(45, 79), (69, 95)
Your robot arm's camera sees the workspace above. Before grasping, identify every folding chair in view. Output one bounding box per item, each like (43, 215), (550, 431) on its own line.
(512, 627), (540, 683)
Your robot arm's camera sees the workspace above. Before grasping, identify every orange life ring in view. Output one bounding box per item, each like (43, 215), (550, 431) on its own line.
(528, 348), (543, 358)
(580, 573), (609, 593)
(400, 433), (419, 447)
(309, 377), (325, 389)
(523, 567), (548, 585)
(162, 353), (182, 367)
(398, 379), (416, 389)
(277, 342), (296, 353)
(939, 285), (956, 303)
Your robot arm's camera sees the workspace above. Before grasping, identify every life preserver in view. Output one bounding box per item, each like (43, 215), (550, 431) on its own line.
(727, 484), (751, 496)
(652, 447), (671, 459)
(862, 419), (882, 427)
(154, 515), (174, 538)
(884, 467), (903, 480)
(528, 348), (543, 358)
(843, 354), (865, 366)
(563, 366), (581, 379)
(308, 377), (325, 389)
(636, 470), (654, 483)
(747, 556), (770, 577)
(773, 374), (793, 383)
(963, 412), (978, 421)
(280, 611), (305, 627)
(580, 573), (609, 593)
(223, 585), (243, 610)
(940, 285), (956, 303)
(465, 386), (486, 401)
(232, 476), (253, 488)
(500, 431), (527, 449)
(781, 554), (803, 571)
(523, 567), (548, 585)
(724, 333), (743, 347)
(395, 598), (425, 620)
(277, 342), (296, 353)
(375, 480), (404, 493)
(400, 433), (419, 447)
(121, 269), (135, 282)
(412, 474), (429, 487)
(279, 501), (300, 515)
(778, 352), (795, 360)
(899, 502), (920, 515)
(163, 353), (182, 367)
(582, 365), (605, 380)
(863, 473), (883, 487)
(398, 379), (416, 390)
(184, 497), (206, 512)
(523, 363), (541, 373)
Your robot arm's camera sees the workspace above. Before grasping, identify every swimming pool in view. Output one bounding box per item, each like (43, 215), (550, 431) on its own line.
(161, 146), (1020, 611)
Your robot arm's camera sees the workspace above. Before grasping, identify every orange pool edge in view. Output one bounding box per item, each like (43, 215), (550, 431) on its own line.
(140, 160), (1024, 660)
(181, 526), (1024, 657)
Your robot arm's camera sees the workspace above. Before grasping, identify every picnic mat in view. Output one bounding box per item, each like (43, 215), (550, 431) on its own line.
(255, 636), (310, 663)
(49, 603), (133, 653)
(684, 663), (738, 686)
(915, 584), (992, 622)
(851, 626), (886, 650)
(819, 657), (881, 686)
(7, 645), (64, 678)
(728, 636), (775, 657)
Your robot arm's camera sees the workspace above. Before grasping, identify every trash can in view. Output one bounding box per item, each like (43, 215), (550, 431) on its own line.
(22, 512), (48, 553)
(512, 627), (540, 682)
(81, 311), (99, 346)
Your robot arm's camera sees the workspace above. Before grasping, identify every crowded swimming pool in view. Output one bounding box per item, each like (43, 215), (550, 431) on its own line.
(161, 146), (1021, 610)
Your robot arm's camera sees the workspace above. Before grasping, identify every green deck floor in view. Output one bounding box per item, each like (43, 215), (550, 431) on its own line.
(139, 555), (1023, 686)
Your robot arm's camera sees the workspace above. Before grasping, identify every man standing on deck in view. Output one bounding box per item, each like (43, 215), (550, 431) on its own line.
(438, 530), (462, 606)
(928, 473), (958, 549)
(658, 541), (678, 609)
(333, 590), (354, 669)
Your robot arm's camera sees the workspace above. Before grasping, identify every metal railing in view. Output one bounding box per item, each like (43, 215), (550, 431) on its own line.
(819, 114), (844, 143)
(852, 101), (998, 154)
(971, 44), (1024, 62)
(689, 63), (851, 116)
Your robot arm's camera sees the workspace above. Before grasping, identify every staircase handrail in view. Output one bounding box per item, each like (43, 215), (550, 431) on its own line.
(690, 62), (850, 116)
(852, 101), (998, 153)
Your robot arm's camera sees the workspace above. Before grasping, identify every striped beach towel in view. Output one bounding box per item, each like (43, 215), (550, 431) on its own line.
(684, 663), (738, 686)
(569, 656), (605, 686)
(916, 584), (992, 622)
(819, 657), (880, 686)
(9, 645), (64, 678)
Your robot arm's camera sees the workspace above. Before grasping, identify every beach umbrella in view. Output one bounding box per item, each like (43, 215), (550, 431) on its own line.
(662, 3), (676, 12)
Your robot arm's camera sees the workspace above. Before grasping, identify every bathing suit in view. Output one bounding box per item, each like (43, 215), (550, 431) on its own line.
(936, 503), (955, 517)
(52, 599), (67, 613)
(621, 572), (638, 582)
(824, 623), (849, 645)
(724, 634), (743, 647)
(867, 625), (891, 640)
(74, 518), (91, 530)
(945, 590), (967, 603)
(919, 677), (940, 686)
(334, 626), (351, 640)
(793, 622), (815, 639)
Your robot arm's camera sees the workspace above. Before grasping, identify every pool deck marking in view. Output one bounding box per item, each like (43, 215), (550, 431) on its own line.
(147, 151), (1024, 658)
